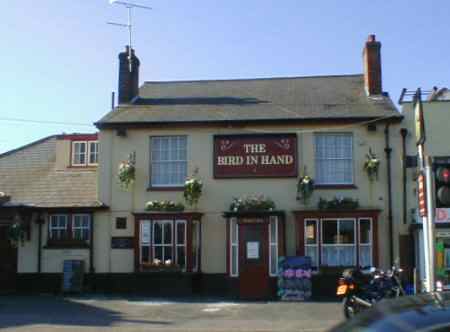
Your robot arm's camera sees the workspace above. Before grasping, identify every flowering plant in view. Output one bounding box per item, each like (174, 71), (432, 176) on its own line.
(363, 149), (380, 182)
(297, 175), (315, 204)
(229, 194), (276, 212)
(318, 196), (359, 210)
(118, 154), (135, 190)
(7, 222), (25, 247)
(183, 177), (203, 208)
(145, 200), (185, 212)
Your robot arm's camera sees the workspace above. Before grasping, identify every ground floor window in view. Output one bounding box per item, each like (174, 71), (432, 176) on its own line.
(295, 211), (378, 268)
(136, 214), (202, 273)
(48, 213), (91, 244)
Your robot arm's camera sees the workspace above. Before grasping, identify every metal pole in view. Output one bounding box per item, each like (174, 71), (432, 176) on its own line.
(425, 156), (436, 292)
(418, 144), (431, 292)
(127, 6), (133, 72)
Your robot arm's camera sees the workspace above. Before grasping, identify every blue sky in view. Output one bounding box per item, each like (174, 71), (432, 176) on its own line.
(0, 0), (448, 153)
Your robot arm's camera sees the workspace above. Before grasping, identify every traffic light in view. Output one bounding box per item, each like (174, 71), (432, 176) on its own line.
(435, 165), (450, 207)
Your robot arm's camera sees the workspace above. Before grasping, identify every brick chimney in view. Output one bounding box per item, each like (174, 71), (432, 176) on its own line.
(118, 46), (140, 104)
(363, 34), (382, 95)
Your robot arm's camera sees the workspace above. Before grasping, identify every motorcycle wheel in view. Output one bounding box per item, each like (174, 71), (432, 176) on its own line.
(343, 297), (357, 319)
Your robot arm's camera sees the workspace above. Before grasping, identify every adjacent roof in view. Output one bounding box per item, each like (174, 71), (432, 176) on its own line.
(0, 136), (104, 209)
(96, 74), (401, 128)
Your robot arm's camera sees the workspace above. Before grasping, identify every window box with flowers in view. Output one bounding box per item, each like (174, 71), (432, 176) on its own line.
(229, 194), (276, 212)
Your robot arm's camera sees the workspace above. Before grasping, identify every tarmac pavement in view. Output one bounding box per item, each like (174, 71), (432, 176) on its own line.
(0, 295), (343, 332)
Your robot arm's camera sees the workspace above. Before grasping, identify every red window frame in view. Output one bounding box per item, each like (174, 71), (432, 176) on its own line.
(294, 210), (380, 268)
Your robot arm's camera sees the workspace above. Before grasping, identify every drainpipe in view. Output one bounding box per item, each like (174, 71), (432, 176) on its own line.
(37, 217), (43, 273)
(400, 128), (408, 225)
(385, 124), (394, 267)
(89, 212), (95, 273)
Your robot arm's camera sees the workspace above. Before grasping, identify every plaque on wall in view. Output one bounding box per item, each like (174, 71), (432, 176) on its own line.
(213, 134), (298, 178)
(111, 237), (134, 249)
(247, 242), (260, 259)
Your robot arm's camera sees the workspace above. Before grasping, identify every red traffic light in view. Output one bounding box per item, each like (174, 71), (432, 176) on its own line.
(437, 167), (450, 184)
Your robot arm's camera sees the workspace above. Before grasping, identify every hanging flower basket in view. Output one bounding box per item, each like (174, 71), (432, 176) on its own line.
(363, 149), (380, 182)
(183, 177), (203, 208)
(118, 156), (135, 190)
(229, 194), (276, 212)
(297, 175), (315, 204)
(145, 200), (185, 212)
(7, 222), (25, 247)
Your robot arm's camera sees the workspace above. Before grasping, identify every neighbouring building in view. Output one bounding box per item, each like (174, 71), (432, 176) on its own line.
(0, 133), (106, 293)
(399, 87), (450, 289)
(92, 35), (404, 299)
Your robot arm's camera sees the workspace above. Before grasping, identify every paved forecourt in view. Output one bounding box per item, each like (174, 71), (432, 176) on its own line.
(0, 295), (342, 332)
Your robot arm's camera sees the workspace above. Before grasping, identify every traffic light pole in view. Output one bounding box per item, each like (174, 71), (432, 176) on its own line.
(418, 145), (431, 292)
(424, 156), (436, 292)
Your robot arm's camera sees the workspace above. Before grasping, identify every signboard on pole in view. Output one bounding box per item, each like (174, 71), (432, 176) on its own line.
(418, 173), (427, 217)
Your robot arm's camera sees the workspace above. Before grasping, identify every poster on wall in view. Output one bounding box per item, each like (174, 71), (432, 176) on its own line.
(213, 134), (297, 178)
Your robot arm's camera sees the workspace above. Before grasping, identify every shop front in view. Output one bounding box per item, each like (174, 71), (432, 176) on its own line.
(224, 211), (285, 300)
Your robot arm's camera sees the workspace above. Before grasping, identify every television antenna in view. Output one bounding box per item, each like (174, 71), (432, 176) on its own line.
(107, 0), (152, 72)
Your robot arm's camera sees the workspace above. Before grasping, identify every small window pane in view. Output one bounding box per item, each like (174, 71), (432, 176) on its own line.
(338, 246), (355, 266)
(340, 220), (355, 244)
(176, 222), (186, 245)
(322, 220), (338, 244)
(177, 247), (186, 269)
(360, 219), (371, 244)
(360, 245), (371, 268)
(89, 141), (98, 164)
(305, 220), (317, 245)
(306, 246), (318, 267)
(270, 218), (277, 243)
(231, 219), (238, 244)
(231, 246), (238, 275)
(154, 223), (162, 244)
(154, 246), (163, 261)
(165, 247), (173, 261)
(270, 245), (277, 275)
(142, 246), (150, 263)
(164, 223), (172, 245)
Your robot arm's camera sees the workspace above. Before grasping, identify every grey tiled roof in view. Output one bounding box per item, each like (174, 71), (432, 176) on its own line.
(0, 136), (102, 209)
(96, 74), (401, 127)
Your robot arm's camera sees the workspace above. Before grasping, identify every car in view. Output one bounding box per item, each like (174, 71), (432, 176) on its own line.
(329, 291), (450, 332)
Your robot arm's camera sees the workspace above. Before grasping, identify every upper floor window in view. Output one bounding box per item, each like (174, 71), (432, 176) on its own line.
(315, 133), (353, 185)
(72, 141), (98, 166)
(150, 136), (187, 187)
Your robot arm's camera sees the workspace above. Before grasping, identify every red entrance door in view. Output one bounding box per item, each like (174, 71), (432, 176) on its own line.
(238, 223), (269, 300)
(0, 224), (17, 292)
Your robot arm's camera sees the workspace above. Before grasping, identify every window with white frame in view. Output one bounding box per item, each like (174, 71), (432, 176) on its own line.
(153, 221), (173, 263)
(88, 141), (99, 165)
(175, 220), (187, 271)
(48, 214), (91, 243)
(72, 142), (87, 166)
(315, 133), (353, 185)
(150, 136), (187, 187)
(359, 218), (373, 268)
(321, 219), (356, 266)
(72, 140), (98, 166)
(304, 219), (319, 268)
(230, 218), (239, 277)
(49, 215), (69, 240)
(269, 216), (279, 276)
(72, 214), (90, 241)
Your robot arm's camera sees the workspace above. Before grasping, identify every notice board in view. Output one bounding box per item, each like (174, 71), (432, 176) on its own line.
(62, 260), (84, 293)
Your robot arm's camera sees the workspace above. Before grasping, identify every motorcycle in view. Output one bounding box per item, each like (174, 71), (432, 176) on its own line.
(337, 266), (405, 319)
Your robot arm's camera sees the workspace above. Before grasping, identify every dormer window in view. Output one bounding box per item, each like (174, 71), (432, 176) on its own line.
(72, 140), (98, 166)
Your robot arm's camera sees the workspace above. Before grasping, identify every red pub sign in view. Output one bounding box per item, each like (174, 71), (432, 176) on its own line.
(213, 134), (298, 178)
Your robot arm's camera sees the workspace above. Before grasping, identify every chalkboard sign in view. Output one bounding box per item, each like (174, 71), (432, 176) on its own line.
(111, 237), (134, 249)
(62, 260), (84, 293)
